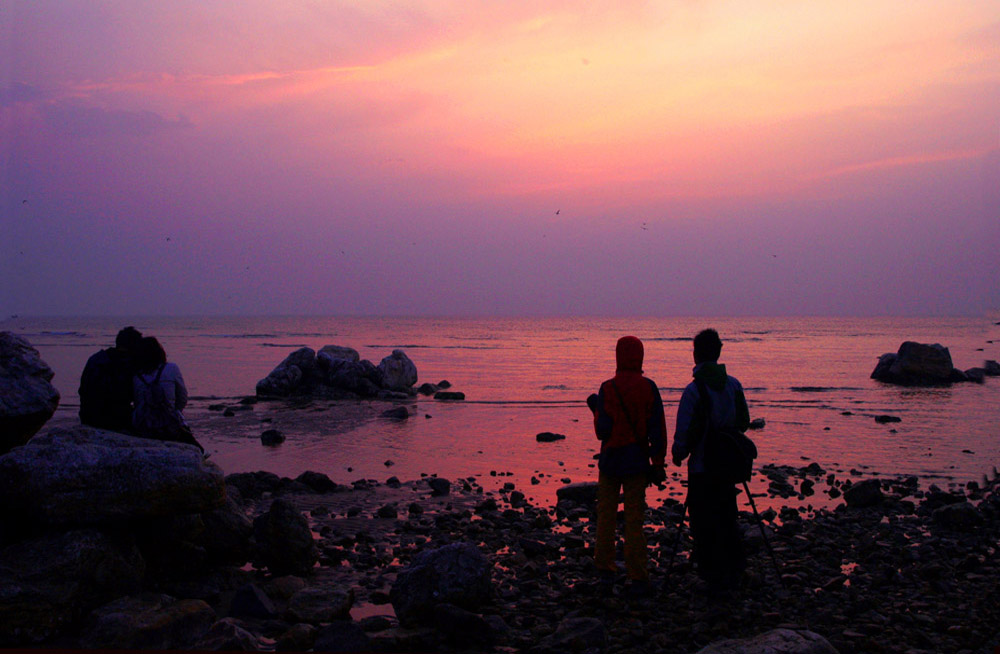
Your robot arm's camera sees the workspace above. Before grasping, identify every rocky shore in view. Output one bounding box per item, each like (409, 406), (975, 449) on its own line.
(2, 425), (1000, 653)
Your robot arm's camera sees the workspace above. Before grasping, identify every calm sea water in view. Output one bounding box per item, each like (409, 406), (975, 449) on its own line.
(7, 315), (1000, 506)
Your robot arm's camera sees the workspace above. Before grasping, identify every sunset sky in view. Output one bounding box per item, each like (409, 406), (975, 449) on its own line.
(2, 1), (999, 316)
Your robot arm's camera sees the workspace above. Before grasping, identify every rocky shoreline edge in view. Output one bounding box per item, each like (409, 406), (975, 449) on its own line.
(2, 427), (999, 653)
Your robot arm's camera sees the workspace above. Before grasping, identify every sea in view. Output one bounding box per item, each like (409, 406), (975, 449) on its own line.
(6, 315), (1000, 509)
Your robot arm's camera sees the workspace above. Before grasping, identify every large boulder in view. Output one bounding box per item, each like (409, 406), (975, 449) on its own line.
(79, 593), (216, 650)
(317, 345), (360, 366)
(256, 347), (319, 397)
(696, 628), (838, 653)
(0, 528), (146, 646)
(378, 349), (418, 391)
(555, 482), (599, 505)
(285, 586), (353, 624)
(390, 543), (492, 627)
(843, 479), (883, 508)
(0, 427), (224, 527)
(323, 358), (382, 397)
(0, 332), (60, 454)
(871, 341), (959, 386)
(252, 498), (317, 575)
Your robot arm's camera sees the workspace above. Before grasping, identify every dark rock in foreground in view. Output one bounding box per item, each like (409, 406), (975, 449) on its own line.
(0, 332), (60, 454)
(0, 427), (224, 526)
(252, 498), (317, 575)
(843, 478), (883, 507)
(390, 542), (492, 627)
(696, 628), (838, 653)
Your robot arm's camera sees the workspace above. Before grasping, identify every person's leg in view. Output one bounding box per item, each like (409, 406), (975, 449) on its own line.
(686, 473), (714, 583)
(622, 473), (648, 581)
(595, 471), (621, 574)
(721, 482), (745, 586)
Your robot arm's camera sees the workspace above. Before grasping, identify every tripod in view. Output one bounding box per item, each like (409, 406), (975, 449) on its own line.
(663, 480), (784, 588)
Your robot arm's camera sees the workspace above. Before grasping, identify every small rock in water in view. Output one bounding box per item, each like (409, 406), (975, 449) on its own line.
(261, 429), (285, 446)
(875, 415), (902, 424)
(384, 459), (395, 467)
(428, 477), (451, 496)
(536, 432), (566, 443)
(434, 391), (465, 401)
(748, 418), (766, 430)
(437, 380), (452, 388)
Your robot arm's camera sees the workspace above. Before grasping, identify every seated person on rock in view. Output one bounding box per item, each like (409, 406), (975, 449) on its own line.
(79, 326), (143, 433)
(132, 336), (203, 452)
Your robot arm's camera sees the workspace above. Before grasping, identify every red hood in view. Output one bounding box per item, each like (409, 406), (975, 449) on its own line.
(616, 336), (644, 373)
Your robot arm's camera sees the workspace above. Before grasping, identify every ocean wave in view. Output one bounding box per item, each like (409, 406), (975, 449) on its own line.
(38, 330), (88, 337)
(203, 333), (279, 339)
(364, 344), (503, 351)
(542, 384), (570, 390)
(260, 343), (307, 348)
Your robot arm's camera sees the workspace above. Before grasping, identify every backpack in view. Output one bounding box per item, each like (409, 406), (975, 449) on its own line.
(133, 364), (199, 449)
(694, 378), (757, 484)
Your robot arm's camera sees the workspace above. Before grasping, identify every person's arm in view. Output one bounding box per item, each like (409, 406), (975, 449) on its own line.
(173, 365), (188, 411)
(593, 385), (612, 441)
(735, 383), (750, 432)
(671, 385), (699, 465)
(646, 381), (667, 466)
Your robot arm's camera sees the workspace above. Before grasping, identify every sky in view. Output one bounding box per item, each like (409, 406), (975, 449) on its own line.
(2, 1), (999, 317)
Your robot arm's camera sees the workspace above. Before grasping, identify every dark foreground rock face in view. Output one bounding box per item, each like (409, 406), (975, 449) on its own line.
(252, 498), (317, 575)
(695, 628), (839, 653)
(0, 427), (225, 526)
(390, 542), (492, 627)
(871, 341), (963, 386)
(79, 594), (217, 650)
(0, 529), (146, 646)
(0, 332), (60, 454)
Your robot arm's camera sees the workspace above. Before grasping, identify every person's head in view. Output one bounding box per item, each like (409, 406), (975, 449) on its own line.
(616, 335), (644, 373)
(135, 336), (167, 373)
(115, 326), (143, 352)
(693, 328), (723, 364)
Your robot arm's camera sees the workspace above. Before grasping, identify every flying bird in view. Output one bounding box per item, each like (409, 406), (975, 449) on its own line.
(555, 209), (560, 215)
(22, 199), (28, 204)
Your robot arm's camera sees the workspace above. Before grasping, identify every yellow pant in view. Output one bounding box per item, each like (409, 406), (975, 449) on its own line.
(594, 471), (648, 581)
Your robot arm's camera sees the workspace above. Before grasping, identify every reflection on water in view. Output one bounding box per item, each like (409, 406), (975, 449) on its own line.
(11, 314), (1000, 510)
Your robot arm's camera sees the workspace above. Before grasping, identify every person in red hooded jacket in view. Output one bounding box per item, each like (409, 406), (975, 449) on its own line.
(588, 335), (667, 596)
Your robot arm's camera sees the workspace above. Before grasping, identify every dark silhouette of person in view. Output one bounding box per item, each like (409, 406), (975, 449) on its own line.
(79, 326), (143, 432)
(672, 328), (751, 593)
(588, 335), (667, 597)
(132, 336), (202, 451)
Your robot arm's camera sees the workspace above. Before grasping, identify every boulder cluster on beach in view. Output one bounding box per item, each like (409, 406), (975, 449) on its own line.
(2, 424), (1000, 652)
(0, 332), (60, 454)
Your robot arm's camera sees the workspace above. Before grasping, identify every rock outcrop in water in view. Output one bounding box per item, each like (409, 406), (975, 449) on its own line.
(0, 332), (60, 454)
(871, 341), (969, 386)
(256, 346), (419, 399)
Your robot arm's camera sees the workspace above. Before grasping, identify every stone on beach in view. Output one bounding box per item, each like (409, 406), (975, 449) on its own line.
(252, 498), (317, 575)
(556, 481), (599, 505)
(536, 431), (566, 442)
(80, 594), (216, 650)
(0, 528), (146, 646)
(390, 542), (492, 627)
(0, 332), (60, 454)
(260, 428), (285, 445)
(696, 628), (838, 654)
(378, 349), (418, 391)
(843, 479), (884, 508)
(0, 426), (224, 526)
(285, 586), (353, 624)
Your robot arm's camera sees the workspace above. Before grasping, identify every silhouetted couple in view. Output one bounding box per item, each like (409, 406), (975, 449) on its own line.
(588, 329), (750, 597)
(79, 327), (202, 451)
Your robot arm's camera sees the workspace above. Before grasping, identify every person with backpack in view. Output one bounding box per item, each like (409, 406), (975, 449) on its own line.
(588, 335), (667, 597)
(79, 326), (144, 432)
(132, 336), (203, 452)
(672, 328), (752, 593)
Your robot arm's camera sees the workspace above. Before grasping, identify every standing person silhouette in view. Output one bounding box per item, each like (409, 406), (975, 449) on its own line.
(672, 329), (751, 594)
(588, 335), (667, 598)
